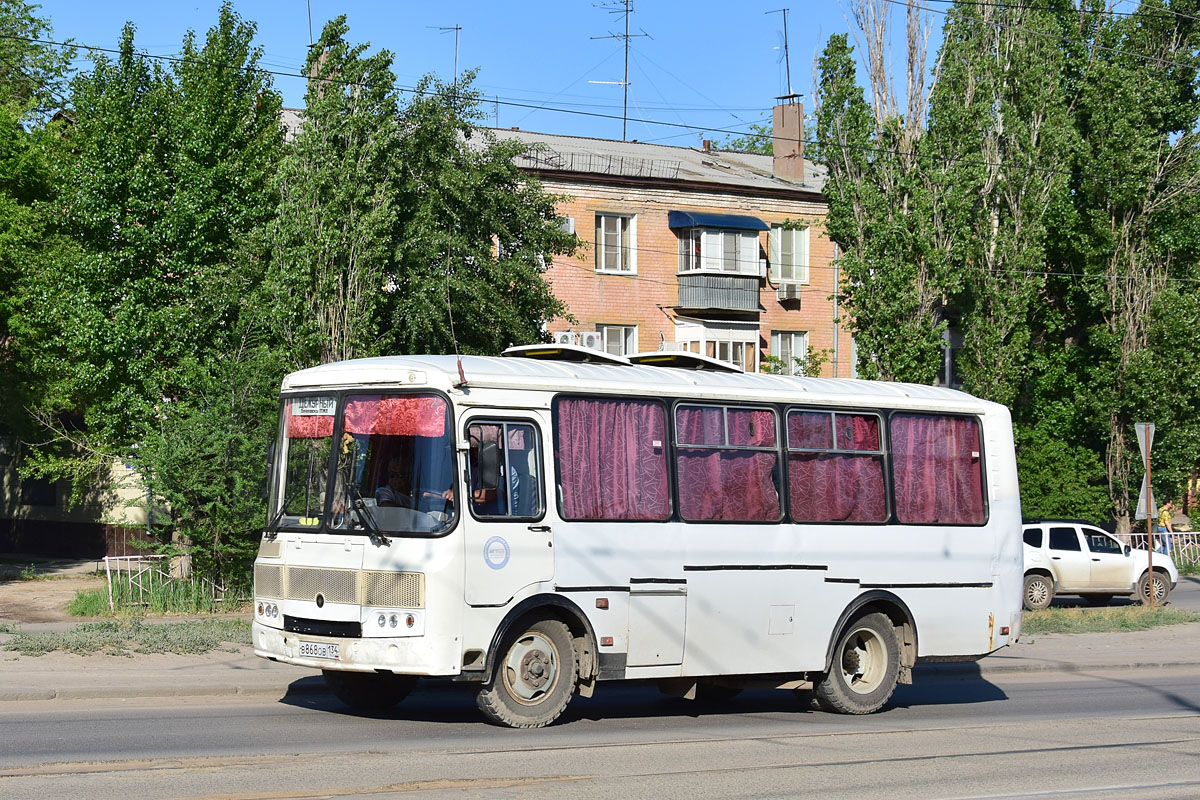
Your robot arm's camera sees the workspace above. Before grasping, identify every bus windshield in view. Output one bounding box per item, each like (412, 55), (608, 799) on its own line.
(275, 396), (337, 530)
(331, 393), (456, 535)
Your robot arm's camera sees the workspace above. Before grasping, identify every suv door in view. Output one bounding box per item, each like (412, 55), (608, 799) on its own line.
(1048, 526), (1089, 590)
(1083, 527), (1129, 590)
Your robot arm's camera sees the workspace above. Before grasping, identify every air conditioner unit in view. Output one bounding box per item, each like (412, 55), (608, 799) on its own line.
(579, 331), (604, 351)
(559, 216), (576, 235)
(776, 283), (803, 303)
(554, 331), (577, 346)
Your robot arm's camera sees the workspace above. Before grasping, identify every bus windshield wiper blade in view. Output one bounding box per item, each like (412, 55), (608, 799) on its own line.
(348, 483), (389, 546)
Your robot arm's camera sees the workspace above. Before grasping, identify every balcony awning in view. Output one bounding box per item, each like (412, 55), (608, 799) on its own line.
(667, 210), (769, 231)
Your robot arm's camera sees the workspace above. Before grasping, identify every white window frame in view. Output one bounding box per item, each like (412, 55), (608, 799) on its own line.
(770, 331), (810, 375)
(675, 319), (760, 372)
(769, 225), (810, 284)
(595, 213), (637, 275)
(678, 228), (760, 276)
(597, 324), (638, 357)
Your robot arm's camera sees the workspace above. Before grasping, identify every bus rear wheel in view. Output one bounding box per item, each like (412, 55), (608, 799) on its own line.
(812, 612), (900, 715)
(322, 670), (416, 711)
(476, 618), (578, 728)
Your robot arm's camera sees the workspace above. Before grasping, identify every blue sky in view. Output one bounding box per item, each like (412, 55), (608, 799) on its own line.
(33, 0), (915, 144)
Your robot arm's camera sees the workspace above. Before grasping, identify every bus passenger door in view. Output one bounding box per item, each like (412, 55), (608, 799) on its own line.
(462, 413), (553, 606)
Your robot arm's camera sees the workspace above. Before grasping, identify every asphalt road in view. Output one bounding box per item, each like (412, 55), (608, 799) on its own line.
(1049, 572), (1200, 611)
(2, 665), (1198, 799)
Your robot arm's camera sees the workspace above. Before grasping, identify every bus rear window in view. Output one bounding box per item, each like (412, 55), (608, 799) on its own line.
(890, 413), (985, 525)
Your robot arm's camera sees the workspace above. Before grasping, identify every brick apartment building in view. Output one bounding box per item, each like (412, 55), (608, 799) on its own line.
(491, 99), (853, 377)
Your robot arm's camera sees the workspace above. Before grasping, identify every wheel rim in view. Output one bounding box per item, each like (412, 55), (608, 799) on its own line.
(501, 631), (559, 705)
(1151, 575), (1166, 602)
(839, 625), (887, 695)
(1027, 579), (1049, 607)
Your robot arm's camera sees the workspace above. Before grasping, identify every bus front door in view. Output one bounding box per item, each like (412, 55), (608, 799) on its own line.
(462, 412), (553, 606)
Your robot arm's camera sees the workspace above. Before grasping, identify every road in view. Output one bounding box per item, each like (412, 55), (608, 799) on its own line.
(1, 665), (1198, 799)
(1049, 572), (1200, 611)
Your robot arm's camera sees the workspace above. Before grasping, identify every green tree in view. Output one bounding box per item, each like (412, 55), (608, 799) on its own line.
(13, 3), (285, 582)
(0, 0), (74, 115)
(269, 16), (575, 365)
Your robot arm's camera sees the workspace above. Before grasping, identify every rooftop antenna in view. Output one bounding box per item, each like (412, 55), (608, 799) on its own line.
(430, 24), (462, 87)
(766, 8), (793, 97)
(307, 0), (313, 47)
(591, 0), (650, 141)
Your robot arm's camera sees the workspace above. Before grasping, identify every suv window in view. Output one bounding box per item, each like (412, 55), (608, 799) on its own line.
(1084, 529), (1122, 554)
(1049, 527), (1081, 551)
(1023, 528), (1043, 547)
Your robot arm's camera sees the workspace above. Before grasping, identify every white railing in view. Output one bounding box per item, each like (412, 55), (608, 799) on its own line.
(103, 554), (172, 612)
(1112, 531), (1200, 567)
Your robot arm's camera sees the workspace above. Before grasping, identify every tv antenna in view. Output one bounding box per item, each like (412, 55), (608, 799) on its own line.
(766, 8), (792, 97)
(591, 0), (651, 141)
(430, 24), (462, 86)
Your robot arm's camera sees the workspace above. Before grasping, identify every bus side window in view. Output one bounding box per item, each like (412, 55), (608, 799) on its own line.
(467, 421), (542, 520)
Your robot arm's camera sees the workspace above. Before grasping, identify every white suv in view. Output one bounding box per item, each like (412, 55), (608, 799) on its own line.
(1022, 520), (1178, 610)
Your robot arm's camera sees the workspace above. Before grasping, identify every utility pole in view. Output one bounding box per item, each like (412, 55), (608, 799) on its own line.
(766, 8), (792, 97)
(591, 1), (650, 141)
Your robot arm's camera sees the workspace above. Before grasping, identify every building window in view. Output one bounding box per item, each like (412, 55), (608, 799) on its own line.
(595, 213), (636, 274)
(770, 225), (809, 283)
(770, 331), (809, 375)
(675, 320), (759, 372)
(678, 229), (760, 275)
(598, 324), (637, 356)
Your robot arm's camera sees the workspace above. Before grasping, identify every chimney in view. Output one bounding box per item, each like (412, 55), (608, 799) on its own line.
(772, 97), (804, 183)
(702, 139), (712, 153)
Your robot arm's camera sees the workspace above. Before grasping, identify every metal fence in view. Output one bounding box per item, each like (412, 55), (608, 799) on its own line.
(1111, 531), (1200, 568)
(102, 554), (225, 611)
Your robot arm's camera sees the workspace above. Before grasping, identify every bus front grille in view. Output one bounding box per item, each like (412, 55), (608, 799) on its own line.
(253, 564), (424, 608)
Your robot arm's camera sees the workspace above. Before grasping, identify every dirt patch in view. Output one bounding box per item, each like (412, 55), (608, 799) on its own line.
(0, 576), (105, 623)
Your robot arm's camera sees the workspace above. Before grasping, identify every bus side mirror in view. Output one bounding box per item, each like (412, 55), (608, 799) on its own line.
(263, 443), (276, 500)
(478, 441), (501, 492)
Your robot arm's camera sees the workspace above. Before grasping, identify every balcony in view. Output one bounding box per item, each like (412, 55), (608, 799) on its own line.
(676, 273), (761, 314)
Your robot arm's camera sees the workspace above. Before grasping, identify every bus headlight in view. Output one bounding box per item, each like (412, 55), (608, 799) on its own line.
(377, 614), (386, 627)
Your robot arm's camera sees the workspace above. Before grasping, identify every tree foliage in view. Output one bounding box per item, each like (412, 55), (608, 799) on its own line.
(816, 0), (1200, 526)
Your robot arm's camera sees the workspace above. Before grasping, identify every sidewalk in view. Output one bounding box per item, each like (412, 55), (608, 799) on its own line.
(2, 621), (1199, 703)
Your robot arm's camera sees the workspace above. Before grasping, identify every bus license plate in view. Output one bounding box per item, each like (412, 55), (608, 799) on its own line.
(299, 640), (340, 660)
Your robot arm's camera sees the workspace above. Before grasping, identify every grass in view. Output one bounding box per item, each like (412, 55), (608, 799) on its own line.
(68, 578), (247, 617)
(1022, 605), (1200, 634)
(0, 617), (251, 657)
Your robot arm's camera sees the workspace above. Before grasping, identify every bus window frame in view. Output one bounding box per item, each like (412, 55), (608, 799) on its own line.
(671, 400), (785, 525)
(551, 393), (674, 523)
(783, 406), (891, 525)
(273, 387), (460, 538)
(885, 409), (990, 527)
(463, 417), (547, 524)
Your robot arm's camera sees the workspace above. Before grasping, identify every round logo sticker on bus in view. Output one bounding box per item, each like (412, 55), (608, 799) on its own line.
(484, 536), (510, 570)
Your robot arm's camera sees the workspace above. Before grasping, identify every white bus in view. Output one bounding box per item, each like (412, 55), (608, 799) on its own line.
(252, 346), (1023, 728)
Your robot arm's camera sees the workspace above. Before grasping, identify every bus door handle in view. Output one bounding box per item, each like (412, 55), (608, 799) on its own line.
(528, 524), (551, 533)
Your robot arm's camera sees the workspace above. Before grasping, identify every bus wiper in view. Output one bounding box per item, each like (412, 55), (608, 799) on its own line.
(348, 480), (390, 547)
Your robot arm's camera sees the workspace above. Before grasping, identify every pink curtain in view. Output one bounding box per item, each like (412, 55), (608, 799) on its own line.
(785, 412), (885, 522)
(343, 395), (447, 437)
(286, 412), (333, 439)
(557, 398), (670, 520)
(788, 453), (886, 522)
(676, 406), (779, 522)
(891, 414), (985, 524)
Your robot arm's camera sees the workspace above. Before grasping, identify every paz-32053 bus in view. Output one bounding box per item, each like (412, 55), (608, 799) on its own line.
(252, 346), (1023, 728)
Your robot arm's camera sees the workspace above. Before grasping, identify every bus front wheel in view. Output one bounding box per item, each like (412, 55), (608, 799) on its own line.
(812, 612), (900, 715)
(476, 618), (578, 728)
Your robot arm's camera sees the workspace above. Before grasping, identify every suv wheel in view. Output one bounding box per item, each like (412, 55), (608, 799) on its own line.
(1023, 573), (1054, 611)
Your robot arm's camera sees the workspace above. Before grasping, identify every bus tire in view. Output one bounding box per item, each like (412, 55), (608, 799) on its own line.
(322, 670), (416, 711)
(476, 618), (577, 728)
(812, 612), (900, 715)
(1137, 570), (1171, 606)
